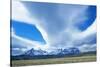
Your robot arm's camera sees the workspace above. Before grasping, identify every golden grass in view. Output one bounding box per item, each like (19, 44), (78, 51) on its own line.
(11, 55), (96, 66)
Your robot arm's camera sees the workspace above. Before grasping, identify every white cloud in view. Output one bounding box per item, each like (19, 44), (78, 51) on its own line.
(12, 32), (45, 50)
(11, 47), (27, 56)
(80, 19), (97, 38)
(12, 0), (33, 23)
(73, 19), (96, 44)
(58, 4), (89, 27)
(12, 0), (49, 45)
(78, 44), (96, 52)
(11, 1), (96, 53)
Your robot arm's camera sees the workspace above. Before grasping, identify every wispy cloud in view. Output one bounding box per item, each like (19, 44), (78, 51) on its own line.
(12, 0), (49, 44)
(79, 44), (96, 52)
(12, 28), (47, 48)
(12, 0), (33, 23)
(11, 0), (96, 54)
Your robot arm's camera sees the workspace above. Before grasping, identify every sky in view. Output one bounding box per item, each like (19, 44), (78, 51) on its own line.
(11, 20), (46, 44)
(11, 0), (96, 56)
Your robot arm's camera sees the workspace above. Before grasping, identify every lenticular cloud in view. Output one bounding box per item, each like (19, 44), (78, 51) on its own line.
(11, 0), (96, 53)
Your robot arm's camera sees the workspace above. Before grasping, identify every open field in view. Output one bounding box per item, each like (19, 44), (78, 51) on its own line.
(11, 54), (96, 66)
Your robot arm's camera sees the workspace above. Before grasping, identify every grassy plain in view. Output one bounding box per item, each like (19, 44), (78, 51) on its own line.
(11, 54), (96, 66)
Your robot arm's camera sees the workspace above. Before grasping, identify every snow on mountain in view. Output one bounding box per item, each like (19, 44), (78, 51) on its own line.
(48, 48), (80, 55)
(23, 47), (80, 56)
(24, 48), (47, 56)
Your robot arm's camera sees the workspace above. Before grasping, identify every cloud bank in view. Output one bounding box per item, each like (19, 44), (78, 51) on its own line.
(11, 0), (96, 55)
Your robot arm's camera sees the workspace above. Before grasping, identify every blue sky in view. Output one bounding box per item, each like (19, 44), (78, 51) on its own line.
(11, 1), (96, 56)
(11, 20), (46, 44)
(76, 6), (96, 31)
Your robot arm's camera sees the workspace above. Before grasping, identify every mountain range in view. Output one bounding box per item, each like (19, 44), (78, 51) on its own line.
(11, 47), (96, 60)
(23, 47), (80, 56)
